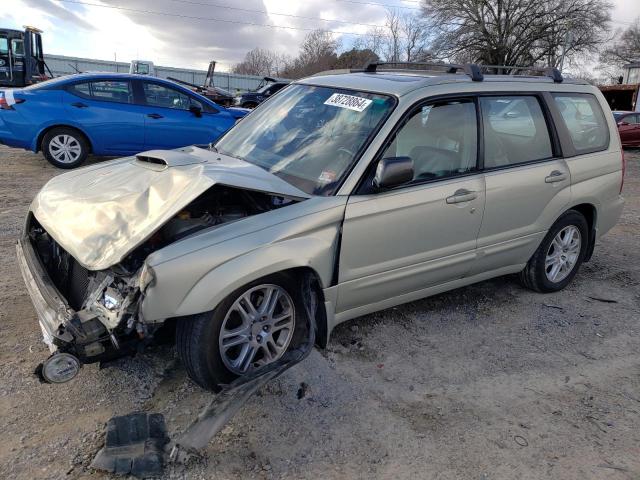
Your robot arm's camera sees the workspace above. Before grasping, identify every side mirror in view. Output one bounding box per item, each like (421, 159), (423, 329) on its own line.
(619, 121), (629, 126)
(189, 104), (203, 117)
(373, 156), (414, 189)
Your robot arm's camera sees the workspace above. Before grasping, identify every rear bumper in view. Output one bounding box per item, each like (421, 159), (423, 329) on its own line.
(0, 114), (31, 149)
(16, 237), (75, 351)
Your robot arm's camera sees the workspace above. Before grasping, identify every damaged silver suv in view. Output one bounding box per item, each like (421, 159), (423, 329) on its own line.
(18, 63), (625, 390)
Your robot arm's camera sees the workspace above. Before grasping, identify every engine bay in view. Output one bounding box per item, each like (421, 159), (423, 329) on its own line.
(28, 185), (300, 365)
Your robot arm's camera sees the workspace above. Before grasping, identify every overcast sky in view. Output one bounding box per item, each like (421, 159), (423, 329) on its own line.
(2, 0), (639, 71)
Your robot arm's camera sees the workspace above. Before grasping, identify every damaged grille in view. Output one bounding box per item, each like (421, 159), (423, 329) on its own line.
(29, 216), (91, 311)
(68, 260), (90, 310)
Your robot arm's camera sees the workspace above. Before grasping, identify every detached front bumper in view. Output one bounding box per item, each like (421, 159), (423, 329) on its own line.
(16, 237), (75, 352)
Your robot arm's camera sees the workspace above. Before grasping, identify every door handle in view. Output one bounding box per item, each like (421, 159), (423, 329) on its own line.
(446, 189), (478, 204)
(545, 170), (567, 183)
(147, 113), (163, 119)
(71, 102), (88, 108)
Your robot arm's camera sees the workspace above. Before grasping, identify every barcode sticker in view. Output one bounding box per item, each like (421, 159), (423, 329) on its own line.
(324, 93), (372, 112)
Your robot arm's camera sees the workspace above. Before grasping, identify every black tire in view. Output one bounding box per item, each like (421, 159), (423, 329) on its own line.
(41, 127), (89, 169)
(242, 102), (258, 109)
(519, 210), (589, 293)
(176, 273), (306, 391)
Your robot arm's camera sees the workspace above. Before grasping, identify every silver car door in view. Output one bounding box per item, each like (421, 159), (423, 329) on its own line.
(472, 94), (571, 275)
(336, 98), (486, 315)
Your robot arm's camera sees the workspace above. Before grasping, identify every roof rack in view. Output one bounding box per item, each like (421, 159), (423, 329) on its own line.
(362, 61), (563, 83)
(478, 65), (563, 83)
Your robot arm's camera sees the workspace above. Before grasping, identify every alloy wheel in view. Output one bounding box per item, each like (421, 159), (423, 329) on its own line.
(545, 225), (581, 283)
(49, 134), (82, 164)
(218, 284), (295, 374)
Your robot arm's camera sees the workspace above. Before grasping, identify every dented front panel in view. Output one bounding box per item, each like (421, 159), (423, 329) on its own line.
(30, 146), (309, 271)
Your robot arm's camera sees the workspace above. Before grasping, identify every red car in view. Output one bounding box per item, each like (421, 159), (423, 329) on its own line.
(614, 111), (640, 147)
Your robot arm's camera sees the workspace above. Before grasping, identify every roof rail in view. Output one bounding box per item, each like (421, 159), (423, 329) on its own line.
(363, 61), (484, 81)
(478, 65), (563, 83)
(362, 61), (563, 83)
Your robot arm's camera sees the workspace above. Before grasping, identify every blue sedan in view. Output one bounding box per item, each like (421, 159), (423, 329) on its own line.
(0, 73), (248, 168)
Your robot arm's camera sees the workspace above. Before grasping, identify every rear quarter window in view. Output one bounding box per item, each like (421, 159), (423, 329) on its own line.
(552, 93), (609, 154)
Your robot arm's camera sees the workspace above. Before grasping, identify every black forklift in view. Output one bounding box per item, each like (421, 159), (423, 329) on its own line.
(0, 26), (50, 88)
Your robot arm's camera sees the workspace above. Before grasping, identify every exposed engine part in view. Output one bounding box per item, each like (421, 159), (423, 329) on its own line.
(27, 185), (300, 372)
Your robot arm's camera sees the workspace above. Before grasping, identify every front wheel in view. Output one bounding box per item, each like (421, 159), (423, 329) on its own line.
(520, 210), (589, 293)
(176, 274), (303, 391)
(42, 127), (89, 169)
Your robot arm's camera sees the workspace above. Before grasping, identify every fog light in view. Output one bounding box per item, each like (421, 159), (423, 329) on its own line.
(41, 353), (81, 383)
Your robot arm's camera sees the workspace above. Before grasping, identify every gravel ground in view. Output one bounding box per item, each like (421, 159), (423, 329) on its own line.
(0, 146), (639, 480)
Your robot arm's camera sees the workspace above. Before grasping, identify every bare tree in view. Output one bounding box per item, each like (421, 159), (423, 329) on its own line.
(601, 18), (640, 66)
(282, 29), (341, 78)
(361, 9), (432, 63)
(401, 12), (430, 62)
(355, 26), (387, 59)
(384, 9), (403, 62)
(421, 0), (612, 70)
(232, 48), (275, 76)
(232, 48), (292, 77)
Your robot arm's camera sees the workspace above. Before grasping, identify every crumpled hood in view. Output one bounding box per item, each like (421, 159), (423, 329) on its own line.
(31, 146), (309, 271)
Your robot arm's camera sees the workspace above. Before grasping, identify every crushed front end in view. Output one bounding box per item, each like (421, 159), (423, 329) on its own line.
(18, 214), (154, 382)
(17, 182), (303, 383)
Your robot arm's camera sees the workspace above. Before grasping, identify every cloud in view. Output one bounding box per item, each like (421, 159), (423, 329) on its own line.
(22, 0), (94, 31)
(2, 0), (392, 69)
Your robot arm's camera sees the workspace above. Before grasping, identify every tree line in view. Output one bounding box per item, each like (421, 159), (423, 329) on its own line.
(232, 0), (640, 84)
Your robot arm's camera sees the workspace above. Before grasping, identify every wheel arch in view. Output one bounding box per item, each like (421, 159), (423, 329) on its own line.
(35, 124), (93, 154)
(566, 203), (597, 262)
(142, 229), (340, 348)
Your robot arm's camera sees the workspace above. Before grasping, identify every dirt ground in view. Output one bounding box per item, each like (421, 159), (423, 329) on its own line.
(0, 146), (638, 480)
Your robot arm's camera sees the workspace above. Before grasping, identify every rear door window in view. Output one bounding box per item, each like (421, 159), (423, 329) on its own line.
(480, 96), (553, 168)
(552, 93), (609, 153)
(0, 37), (8, 54)
(91, 81), (133, 103)
(68, 80), (133, 103)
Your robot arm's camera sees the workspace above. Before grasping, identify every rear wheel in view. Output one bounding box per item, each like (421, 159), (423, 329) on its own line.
(520, 210), (588, 293)
(176, 273), (303, 391)
(42, 127), (89, 169)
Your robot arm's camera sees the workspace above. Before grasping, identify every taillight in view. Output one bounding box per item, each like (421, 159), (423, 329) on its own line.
(620, 149), (626, 194)
(0, 96), (25, 110)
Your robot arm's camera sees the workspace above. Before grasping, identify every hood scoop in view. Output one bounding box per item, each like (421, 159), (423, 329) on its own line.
(31, 148), (309, 271)
(135, 150), (207, 169)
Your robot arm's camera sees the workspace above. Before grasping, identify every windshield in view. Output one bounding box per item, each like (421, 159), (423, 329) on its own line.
(613, 112), (626, 122)
(215, 84), (395, 195)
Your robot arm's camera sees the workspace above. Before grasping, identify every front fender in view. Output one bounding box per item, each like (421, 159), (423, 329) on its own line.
(180, 233), (335, 316)
(140, 199), (346, 322)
